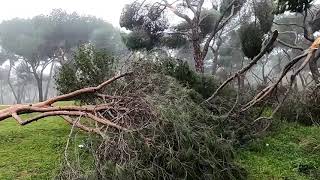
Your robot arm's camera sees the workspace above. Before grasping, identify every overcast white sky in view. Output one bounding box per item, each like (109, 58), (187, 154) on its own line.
(0, 0), (134, 27)
(0, 0), (320, 27)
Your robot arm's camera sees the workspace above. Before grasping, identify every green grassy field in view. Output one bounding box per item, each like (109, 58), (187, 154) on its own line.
(237, 122), (320, 180)
(0, 103), (80, 180)
(0, 116), (71, 180)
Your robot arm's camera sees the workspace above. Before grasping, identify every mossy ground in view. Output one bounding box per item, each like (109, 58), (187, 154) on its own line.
(237, 122), (320, 180)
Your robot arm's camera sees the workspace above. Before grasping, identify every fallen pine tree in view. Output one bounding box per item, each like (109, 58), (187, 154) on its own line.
(0, 56), (250, 179)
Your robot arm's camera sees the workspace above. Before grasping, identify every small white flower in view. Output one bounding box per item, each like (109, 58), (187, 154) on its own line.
(78, 144), (84, 148)
(266, 143), (269, 147)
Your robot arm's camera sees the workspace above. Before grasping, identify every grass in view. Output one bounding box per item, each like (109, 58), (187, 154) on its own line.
(2, 101), (320, 179)
(237, 122), (320, 180)
(0, 102), (85, 180)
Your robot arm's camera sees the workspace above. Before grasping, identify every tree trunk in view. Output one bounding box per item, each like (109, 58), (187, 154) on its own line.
(0, 81), (3, 104)
(298, 73), (306, 90)
(211, 37), (222, 76)
(211, 47), (219, 75)
(36, 76), (43, 102)
(7, 61), (20, 104)
(31, 65), (43, 102)
(212, 55), (218, 75)
(191, 27), (204, 73)
(309, 55), (320, 84)
(194, 51), (204, 73)
(44, 62), (55, 100)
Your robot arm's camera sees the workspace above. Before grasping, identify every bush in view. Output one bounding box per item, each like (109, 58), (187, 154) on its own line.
(55, 44), (116, 102)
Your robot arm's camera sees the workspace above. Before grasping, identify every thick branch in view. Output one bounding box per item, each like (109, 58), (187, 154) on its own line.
(40, 72), (131, 106)
(0, 73), (131, 125)
(18, 111), (127, 131)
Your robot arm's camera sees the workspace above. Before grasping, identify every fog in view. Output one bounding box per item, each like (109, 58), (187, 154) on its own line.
(0, 0), (133, 26)
(0, 0), (320, 104)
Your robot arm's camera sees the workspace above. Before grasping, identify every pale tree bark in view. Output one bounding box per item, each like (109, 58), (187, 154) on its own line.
(309, 54), (320, 84)
(303, 8), (320, 83)
(0, 73), (132, 134)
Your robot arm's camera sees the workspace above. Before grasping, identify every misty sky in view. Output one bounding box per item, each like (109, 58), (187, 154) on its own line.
(0, 0), (134, 27)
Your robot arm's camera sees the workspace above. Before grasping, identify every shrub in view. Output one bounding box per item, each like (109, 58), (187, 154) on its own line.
(55, 44), (116, 102)
(160, 58), (219, 99)
(276, 87), (320, 126)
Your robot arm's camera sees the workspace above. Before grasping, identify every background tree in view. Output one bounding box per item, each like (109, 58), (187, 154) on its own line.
(0, 9), (124, 102)
(120, 1), (168, 51)
(120, 0), (245, 73)
(274, 0), (314, 14)
(55, 44), (115, 97)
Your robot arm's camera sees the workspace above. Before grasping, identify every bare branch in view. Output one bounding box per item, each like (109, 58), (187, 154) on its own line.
(242, 51), (310, 111)
(277, 39), (304, 51)
(186, 0), (196, 14)
(163, 0), (192, 23)
(273, 21), (304, 28)
(206, 30), (279, 102)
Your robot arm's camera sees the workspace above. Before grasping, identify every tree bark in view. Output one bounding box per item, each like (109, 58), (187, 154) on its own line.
(191, 22), (205, 73)
(7, 61), (21, 104)
(44, 62), (55, 100)
(309, 54), (320, 84)
(29, 62), (45, 102)
(31, 67), (43, 102)
(0, 81), (3, 104)
(0, 73), (131, 134)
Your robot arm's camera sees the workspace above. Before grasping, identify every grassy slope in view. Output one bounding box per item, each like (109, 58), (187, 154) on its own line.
(237, 122), (320, 180)
(0, 103), (75, 180)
